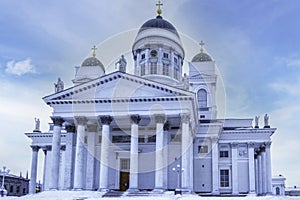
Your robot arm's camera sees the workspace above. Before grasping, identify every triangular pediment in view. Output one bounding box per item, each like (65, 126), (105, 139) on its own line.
(43, 71), (194, 103)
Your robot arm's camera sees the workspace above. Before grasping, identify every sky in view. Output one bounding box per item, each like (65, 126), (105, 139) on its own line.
(0, 0), (300, 188)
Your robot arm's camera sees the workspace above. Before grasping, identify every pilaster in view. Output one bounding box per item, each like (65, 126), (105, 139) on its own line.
(231, 143), (239, 195)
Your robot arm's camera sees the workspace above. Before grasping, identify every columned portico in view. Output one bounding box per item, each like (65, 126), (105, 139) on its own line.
(128, 115), (141, 192)
(181, 113), (191, 191)
(98, 115), (113, 191)
(231, 143), (238, 195)
(49, 116), (64, 190)
(154, 114), (166, 192)
(29, 146), (40, 194)
(73, 117), (88, 190)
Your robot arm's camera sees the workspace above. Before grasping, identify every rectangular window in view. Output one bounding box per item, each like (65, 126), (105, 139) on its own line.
(198, 145), (208, 153)
(120, 159), (130, 170)
(141, 54), (145, 59)
(163, 53), (169, 58)
(220, 169), (229, 187)
(220, 150), (229, 158)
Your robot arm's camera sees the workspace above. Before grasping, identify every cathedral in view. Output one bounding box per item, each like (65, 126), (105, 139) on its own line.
(25, 2), (276, 196)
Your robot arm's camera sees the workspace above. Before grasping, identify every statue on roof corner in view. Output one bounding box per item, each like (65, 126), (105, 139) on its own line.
(115, 55), (127, 72)
(264, 114), (270, 128)
(255, 116), (260, 128)
(54, 77), (64, 93)
(34, 118), (40, 132)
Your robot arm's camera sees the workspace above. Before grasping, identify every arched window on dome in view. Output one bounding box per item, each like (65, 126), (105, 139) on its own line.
(163, 64), (169, 75)
(197, 89), (207, 108)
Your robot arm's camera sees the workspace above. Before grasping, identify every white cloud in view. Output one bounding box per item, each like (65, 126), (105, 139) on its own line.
(269, 77), (300, 96)
(287, 58), (300, 68)
(5, 58), (36, 76)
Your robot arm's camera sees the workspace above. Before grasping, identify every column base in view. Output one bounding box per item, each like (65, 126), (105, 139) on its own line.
(247, 191), (257, 196)
(180, 188), (192, 193)
(153, 188), (165, 193)
(98, 188), (110, 192)
(72, 188), (84, 191)
(126, 188), (139, 193)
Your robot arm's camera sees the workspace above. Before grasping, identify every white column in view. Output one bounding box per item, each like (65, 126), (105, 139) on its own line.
(265, 142), (272, 195)
(73, 117), (87, 190)
(128, 115), (141, 191)
(258, 153), (263, 195)
(98, 115), (113, 191)
(254, 153), (259, 194)
(211, 137), (219, 195)
(181, 113), (191, 191)
(42, 147), (47, 191)
(29, 146), (40, 194)
(86, 124), (97, 190)
(64, 124), (76, 190)
(49, 116), (64, 190)
(163, 122), (169, 189)
(154, 114), (166, 191)
(248, 143), (256, 194)
(231, 143), (238, 195)
(261, 147), (267, 195)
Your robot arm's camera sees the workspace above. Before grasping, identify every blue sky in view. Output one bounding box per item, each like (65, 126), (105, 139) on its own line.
(0, 0), (300, 187)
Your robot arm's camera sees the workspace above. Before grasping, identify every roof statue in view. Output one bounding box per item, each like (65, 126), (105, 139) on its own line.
(264, 114), (270, 128)
(115, 55), (127, 72)
(33, 118), (40, 132)
(255, 116), (260, 128)
(183, 73), (189, 90)
(54, 77), (64, 93)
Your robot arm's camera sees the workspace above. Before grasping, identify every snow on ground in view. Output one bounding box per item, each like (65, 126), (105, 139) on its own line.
(2, 191), (300, 200)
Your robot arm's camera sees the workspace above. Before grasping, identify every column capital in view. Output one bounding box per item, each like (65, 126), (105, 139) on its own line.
(130, 114), (141, 124)
(163, 121), (170, 131)
(264, 141), (272, 148)
(231, 143), (238, 148)
(65, 124), (76, 133)
(154, 114), (166, 124)
(248, 142), (256, 148)
(50, 116), (64, 126)
(31, 146), (40, 152)
(99, 115), (113, 125)
(180, 113), (190, 123)
(75, 116), (88, 126)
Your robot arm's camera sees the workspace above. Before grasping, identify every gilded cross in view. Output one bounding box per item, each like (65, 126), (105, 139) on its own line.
(92, 45), (97, 57)
(199, 40), (205, 53)
(156, 1), (163, 16)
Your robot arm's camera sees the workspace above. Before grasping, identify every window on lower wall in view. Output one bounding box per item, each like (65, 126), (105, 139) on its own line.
(220, 150), (229, 158)
(220, 169), (230, 187)
(198, 145), (208, 153)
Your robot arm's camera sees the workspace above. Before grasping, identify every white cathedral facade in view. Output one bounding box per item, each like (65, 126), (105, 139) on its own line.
(25, 7), (276, 196)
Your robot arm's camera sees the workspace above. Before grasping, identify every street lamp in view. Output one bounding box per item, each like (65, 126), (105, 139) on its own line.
(0, 166), (10, 197)
(172, 164), (184, 195)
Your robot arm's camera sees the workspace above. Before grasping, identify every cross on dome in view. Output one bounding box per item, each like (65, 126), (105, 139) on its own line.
(91, 45), (97, 57)
(156, 0), (163, 16)
(199, 40), (205, 53)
